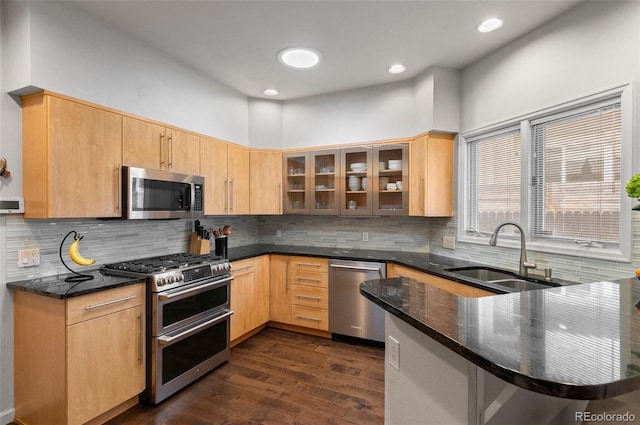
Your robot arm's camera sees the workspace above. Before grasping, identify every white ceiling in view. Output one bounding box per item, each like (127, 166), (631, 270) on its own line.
(68, 0), (584, 100)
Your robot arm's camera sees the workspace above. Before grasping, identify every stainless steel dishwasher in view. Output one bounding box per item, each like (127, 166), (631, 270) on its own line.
(329, 259), (386, 343)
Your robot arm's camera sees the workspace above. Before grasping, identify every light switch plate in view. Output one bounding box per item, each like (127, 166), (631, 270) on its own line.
(18, 248), (40, 267)
(443, 236), (455, 250)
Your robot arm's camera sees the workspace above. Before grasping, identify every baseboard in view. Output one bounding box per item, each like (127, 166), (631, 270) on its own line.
(0, 407), (15, 425)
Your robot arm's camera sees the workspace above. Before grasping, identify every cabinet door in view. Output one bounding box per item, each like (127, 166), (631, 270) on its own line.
(200, 137), (229, 215)
(409, 134), (454, 217)
(167, 128), (200, 175)
(122, 116), (166, 171)
(374, 144), (409, 215)
(341, 147), (373, 215)
(283, 153), (310, 214)
(230, 258), (256, 341)
(269, 255), (292, 323)
(250, 150), (283, 215)
(67, 305), (145, 425)
(254, 255), (271, 326)
(34, 96), (122, 218)
(227, 144), (250, 214)
(310, 149), (340, 215)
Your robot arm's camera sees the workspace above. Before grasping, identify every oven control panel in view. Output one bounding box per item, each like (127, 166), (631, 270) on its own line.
(151, 261), (231, 291)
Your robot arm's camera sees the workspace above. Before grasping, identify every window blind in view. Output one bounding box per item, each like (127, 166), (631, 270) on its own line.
(531, 100), (621, 245)
(466, 128), (521, 236)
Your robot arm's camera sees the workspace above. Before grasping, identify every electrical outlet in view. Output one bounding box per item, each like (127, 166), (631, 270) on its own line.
(443, 236), (455, 250)
(388, 336), (400, 370)
(362, 232), (369, 242)
(18, 248), (40, 268)
(276, 229), (282, 238)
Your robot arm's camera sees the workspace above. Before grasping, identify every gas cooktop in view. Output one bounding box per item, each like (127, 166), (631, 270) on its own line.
(101, 253), (231, 291)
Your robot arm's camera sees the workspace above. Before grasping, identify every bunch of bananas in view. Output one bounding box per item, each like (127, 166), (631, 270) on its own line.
(68, 234), (95, 266)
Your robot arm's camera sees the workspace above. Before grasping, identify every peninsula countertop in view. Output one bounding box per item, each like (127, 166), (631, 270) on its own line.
(360, 275), (640, 400)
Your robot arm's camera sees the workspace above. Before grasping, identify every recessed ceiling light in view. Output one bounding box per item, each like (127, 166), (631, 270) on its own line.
(263, 89), (279, 96)
(387, 64), (407, 75)
(477, 18), (503, 33)
(277, 47), (322, 69)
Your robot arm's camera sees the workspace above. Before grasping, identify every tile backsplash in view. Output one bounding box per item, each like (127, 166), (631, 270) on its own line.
(5, 212), (639, 283)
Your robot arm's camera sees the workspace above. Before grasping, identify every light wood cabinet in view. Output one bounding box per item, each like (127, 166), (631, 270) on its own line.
(390, 264), (494, 297)
(200, 137), (250, 215)
(122, 116), (200, 175)
(373, 144), (409, 215)
(409, 133), (454, 217)
(21, 92), (123, 218)
(250, 150), (283, 215)
(269, 255), (329, 331)
(269, 254), (292, 324)
(230, 256), (270, 343)
(283, 152), (310, 214)
(14, 283), (145, 425)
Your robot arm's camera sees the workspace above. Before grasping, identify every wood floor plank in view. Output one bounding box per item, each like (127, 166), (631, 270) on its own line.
(106, 328), (384, 425)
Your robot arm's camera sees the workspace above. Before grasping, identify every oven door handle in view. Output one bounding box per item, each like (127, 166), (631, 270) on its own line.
(157, 310), (234, 346)
(158, 275), (234, 301)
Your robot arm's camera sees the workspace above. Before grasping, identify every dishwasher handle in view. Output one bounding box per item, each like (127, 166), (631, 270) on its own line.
(329, 263), (384, 278)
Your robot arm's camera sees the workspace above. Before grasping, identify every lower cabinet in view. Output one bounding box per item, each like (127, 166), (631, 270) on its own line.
(390, 264), (494, 298)
(14, 283), (145, 425)
(269, 255), (329, 332)
(230, 256), (270, 343)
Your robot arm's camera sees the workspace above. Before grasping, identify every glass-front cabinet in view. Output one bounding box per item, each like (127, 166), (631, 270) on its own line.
(283, 153), (309, 214)
(310, 150), (340, 215)
(374, 144), (409, 215)
(340, 147), (373, 215)
(283, 142), (410, 216)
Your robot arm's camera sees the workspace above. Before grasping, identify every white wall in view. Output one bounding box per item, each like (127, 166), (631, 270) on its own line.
(282, 80), (416, 148)
(248, 98), (283, 149)
(461, 0), (640, 132)
(8, 1), (250, 145)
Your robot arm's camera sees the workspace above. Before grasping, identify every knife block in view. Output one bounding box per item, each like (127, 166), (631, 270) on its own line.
(189, 232), (210, 255)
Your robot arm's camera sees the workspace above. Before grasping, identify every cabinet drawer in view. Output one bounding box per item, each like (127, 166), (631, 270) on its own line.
(67, 283), (144, 325)
(288, 256), (328, 273)
(291, 285), (328, 309)
(232, 258), (255, 277)
(291, 305), (328, 331)
(289, 270), (328, 288)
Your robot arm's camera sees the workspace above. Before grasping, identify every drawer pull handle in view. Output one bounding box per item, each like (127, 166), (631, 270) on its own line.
(295, 262), (322, 268)
(84, 295), (136, 311)
(233, 266), (254, 274)
(296, 277), (321, 282)
(296, 315), (321, 322)
(296, 295), (321, 301)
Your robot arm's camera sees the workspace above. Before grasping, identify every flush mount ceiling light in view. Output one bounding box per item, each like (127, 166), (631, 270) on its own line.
(277, 47), (322, 69)
(477, 18), (503, 33)
(263, 89), (279, 96)
(387, 64), (407, 75)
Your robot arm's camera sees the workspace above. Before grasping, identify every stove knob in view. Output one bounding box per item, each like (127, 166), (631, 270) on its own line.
(157, 278), (165, 286)
(177, 274), (184, 281)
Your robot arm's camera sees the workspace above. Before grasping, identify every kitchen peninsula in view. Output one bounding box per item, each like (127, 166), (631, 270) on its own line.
(360, 276), (640, 425)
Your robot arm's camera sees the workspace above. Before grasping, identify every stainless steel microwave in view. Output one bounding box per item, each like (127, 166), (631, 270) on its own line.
(122, 166), (204, 219)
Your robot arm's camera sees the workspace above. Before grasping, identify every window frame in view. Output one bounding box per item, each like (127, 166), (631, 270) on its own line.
(457, 83), (635, 262)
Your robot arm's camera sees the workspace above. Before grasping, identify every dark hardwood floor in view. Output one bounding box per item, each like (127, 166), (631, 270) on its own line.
(107, 328), (385, 425)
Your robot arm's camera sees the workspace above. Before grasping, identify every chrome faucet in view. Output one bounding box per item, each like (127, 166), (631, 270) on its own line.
(489, 222), (537, 277)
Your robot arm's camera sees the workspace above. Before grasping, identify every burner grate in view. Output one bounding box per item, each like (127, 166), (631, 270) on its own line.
(103, 253), (223, 275)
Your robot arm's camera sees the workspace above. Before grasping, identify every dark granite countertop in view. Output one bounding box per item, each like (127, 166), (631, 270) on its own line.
(7, 270), (143, 299)
(227, 244), (572, 292)
(360, 276), (640, 400)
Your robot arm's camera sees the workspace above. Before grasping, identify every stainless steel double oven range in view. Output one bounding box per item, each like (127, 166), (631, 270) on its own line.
(102, 253), (233, 404)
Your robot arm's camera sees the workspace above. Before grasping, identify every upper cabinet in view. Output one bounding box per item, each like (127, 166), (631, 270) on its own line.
(21, 93), (123, 218)
(409, 134), (454, 217)
(284, 143), (411, 216)
(283, 152), (309, 214)
(250, 150), (282, 215)
(200, 137), (250, 215)
(373, 144), (409, 215)
(122, 116), (200, 175)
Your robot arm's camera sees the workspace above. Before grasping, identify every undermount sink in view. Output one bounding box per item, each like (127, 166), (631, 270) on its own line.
(444, 266), (556, 292)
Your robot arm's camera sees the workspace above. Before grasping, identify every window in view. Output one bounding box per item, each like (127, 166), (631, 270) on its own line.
(466, 127), (522, 237)
(531, 101), (621, 247)
(460, 86), (632, 260)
